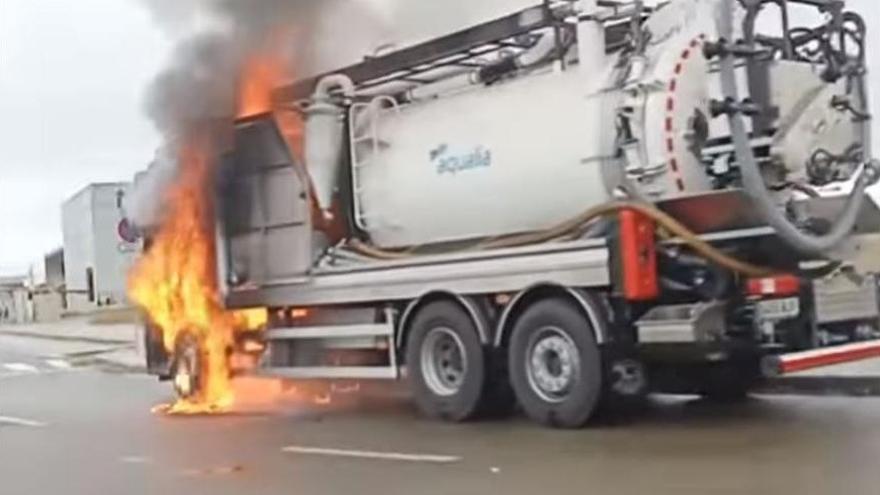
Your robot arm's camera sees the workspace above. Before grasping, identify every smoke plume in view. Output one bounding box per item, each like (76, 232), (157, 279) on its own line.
(131, 0), (392, 226)
(140, 0), (330, 137)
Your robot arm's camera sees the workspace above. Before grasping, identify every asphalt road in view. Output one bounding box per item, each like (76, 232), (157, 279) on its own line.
(3, 334), (880, 495)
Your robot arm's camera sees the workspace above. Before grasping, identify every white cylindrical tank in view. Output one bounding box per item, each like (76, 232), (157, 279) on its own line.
(356, 67), (620, 248)
(346, 0), (726, 248)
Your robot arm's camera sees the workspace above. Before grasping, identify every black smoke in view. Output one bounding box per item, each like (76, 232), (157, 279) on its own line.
(139, 0), (332, 136)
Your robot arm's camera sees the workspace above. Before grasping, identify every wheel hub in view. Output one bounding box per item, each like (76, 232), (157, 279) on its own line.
(610, 359), (647, 397)
(420, 327), (468, 396)
(526, 327), (580, 403)
(172, 337), (201, 400)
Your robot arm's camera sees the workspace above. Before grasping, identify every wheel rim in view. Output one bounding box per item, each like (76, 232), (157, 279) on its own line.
(610, 359), (646, 397)
(173, 338), (200, 400)
(525, 326), (580, 403)
(420, 327), (468, 397)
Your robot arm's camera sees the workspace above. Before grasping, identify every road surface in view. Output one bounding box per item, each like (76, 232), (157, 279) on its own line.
(3, 333), (880, 495)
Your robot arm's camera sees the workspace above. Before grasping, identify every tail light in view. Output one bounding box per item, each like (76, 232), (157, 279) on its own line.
(745, 275), (801, 297)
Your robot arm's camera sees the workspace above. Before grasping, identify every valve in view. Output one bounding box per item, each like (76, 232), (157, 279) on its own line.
(709, 97), (762, 118)
(703, 38), (769, 60)
(831, 95), (871, 121)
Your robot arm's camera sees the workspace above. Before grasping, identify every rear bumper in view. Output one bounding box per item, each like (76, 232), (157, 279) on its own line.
(762, 339), (880, 377)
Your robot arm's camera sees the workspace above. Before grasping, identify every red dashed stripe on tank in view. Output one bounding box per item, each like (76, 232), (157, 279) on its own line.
(664, 33), (706, 193)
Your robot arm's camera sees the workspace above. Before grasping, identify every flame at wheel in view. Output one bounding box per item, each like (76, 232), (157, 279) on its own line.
(130, 140), (267, 415)
(129, 36), (293, 415)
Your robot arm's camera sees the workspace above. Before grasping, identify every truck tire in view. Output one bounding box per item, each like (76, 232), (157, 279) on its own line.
(405, 301), (493, 421)
(508, 298), (603, 428)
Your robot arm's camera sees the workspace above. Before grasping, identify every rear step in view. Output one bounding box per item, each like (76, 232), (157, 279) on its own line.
(762, 339), (880, 377)
(258, 318), (400, 380)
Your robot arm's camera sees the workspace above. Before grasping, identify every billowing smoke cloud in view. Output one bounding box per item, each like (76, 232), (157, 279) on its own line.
(137, 0), (528, 138)
(140, 0), (338, 137)
(129, 147), (177, 229)
(130, 0), (392, 226)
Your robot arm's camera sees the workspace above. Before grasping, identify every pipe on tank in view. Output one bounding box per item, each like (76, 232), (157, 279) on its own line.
(305, 75), (355, 216)
(577, 0), (605, 71)
(518, 28), (566, 68)
(408, 28), (570, 101)
(314, 75), (355, 100)
(406, 71), (477, 102)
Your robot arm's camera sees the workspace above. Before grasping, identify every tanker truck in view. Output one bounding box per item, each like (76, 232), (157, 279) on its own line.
(146, 0), (880, 428)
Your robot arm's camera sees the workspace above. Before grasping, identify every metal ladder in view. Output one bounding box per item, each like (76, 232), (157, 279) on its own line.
(348, 96), (399, 231)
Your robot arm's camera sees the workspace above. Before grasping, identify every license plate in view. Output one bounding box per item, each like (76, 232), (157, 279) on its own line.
(757, 297), (800, 320)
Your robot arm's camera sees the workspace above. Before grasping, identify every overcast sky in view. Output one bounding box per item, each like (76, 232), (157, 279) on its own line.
(0, 0), (878, 276)
(0, 0), (169, 275)
(0, 0), (521, 277)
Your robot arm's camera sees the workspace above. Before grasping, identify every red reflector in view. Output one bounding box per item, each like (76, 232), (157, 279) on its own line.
(619, 209), (659, 301)
(290, 308), (309, 319)
(745, 275), (800, 297)
(242, 340), (265, 353)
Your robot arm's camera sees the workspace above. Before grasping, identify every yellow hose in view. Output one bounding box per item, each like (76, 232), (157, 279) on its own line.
(349, 201), (776, 277)
(348, 239), (413, 261)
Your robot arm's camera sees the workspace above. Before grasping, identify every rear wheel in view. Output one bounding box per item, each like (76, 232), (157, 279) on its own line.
(405, 301), (502, 421)
(508, 298), (603, 428)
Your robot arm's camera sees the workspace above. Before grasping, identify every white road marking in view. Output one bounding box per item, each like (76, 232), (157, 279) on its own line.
(3, 363), (39, 373)
(281, 446), (461, 464)
(45, 359), (72, 369)
(0, 415), (47, 428)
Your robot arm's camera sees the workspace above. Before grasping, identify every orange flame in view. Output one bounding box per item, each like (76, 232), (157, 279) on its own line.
(237, 46), (287, 118)
(129, 44), (293, 415)
(129, 140), (267, 415)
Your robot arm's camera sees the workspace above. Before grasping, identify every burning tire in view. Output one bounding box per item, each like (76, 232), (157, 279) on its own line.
(405, 301), (494, 422)
(508, 298), (603, 429)
(171, 332), (205, 401)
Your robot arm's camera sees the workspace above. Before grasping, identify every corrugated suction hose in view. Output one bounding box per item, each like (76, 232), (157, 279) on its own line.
(350, 200), (776, 278)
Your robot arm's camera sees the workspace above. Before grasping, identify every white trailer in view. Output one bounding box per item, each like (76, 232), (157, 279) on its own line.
(146, 0), (880, 427)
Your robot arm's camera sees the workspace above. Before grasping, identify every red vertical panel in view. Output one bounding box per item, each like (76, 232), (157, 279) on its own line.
(619, 209), (659, 301)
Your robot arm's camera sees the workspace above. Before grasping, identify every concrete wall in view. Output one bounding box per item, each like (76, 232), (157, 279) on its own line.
(0, 286), (32, 324)
(32, 290), (64, 322)
(0, 289), (15, 323)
